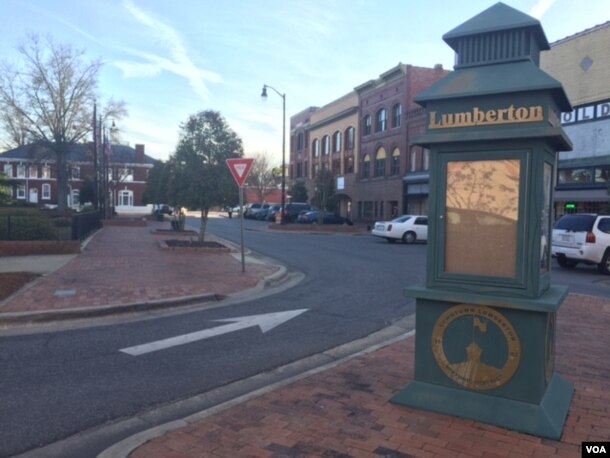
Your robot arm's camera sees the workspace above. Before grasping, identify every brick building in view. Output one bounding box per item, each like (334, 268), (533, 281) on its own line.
(540, 21), (610, 216)
(0, 142), (155, 209)
(289, 63), (449, 223)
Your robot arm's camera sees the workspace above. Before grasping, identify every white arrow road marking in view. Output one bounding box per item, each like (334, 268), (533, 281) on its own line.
(119, 309), (308, 356)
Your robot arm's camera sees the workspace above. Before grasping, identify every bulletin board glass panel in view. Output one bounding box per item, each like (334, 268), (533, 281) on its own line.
(444, 159), (520, 278)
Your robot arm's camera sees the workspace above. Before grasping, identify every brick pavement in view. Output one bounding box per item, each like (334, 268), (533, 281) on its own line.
(130, 294), (610, 458)
(0, 220), (278, 314)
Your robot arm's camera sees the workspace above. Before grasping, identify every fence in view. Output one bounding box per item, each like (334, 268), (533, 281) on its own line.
(0, 211), (102, 241)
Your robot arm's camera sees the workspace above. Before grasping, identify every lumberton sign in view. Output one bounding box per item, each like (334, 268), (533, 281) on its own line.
(429, 104), (544, 129)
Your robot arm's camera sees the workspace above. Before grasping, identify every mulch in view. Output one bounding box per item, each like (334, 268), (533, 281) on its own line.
(0, 272), (39, 302)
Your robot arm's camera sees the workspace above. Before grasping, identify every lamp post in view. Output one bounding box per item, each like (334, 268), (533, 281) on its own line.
(261, 84), (286, 224)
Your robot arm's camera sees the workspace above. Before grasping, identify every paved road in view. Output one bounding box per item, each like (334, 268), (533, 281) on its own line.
(0, 219), (423, 458)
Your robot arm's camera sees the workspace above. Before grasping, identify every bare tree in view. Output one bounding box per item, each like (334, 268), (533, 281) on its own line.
(0, 34), (126, 211)
(247, 152), (277, 203)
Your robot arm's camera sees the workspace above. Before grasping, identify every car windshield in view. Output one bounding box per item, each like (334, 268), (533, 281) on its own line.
(392, 216), (412, 223)
(553, 214), (596, 231)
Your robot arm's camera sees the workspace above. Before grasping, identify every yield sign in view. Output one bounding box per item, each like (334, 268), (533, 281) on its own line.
(226, 158), (254, 187)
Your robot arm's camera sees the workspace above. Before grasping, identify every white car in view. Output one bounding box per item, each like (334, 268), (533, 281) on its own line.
(372, 215), (428, 244)
(551, 213), (610, 274)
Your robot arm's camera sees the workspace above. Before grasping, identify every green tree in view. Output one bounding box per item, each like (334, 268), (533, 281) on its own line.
(143, 160), (170, 206)
(167, 110), (243, 241)
(0, 34), (126, 211)
(0, 172), (16, 205)
(79, 176), (96, 206)
(313, 169), (336, 224)
(291, 179), (308, 203)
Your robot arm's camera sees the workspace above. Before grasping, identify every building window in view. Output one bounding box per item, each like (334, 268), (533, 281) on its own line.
(119, 168), (134, 182)
(296, 162), (302, 178)
(423, 148), (430, 171)
(392, 104), (402, 128)
(297, 132), (304, 151)
(345, 156), (354, 174)
(71, 189), (80, 206)
(17, 164), (26, 178)
(118, 189), (133, 206)
(410, 147), (417, 172)
(363, 115), (372, 135)
(17, 185), (26, 199)
(333, 131), (342, 153)
(312, 139), (320, 158)
(346, 126), (355, 150)
(375, 148), (386, 177)
(71, 166), (80, 179)
(595, 166), (610, 183)
(376, 109), (387, 132)
(332, 159), (341, 174)
(29, 165), (37, 178)
(41, 165), (51, 179)
(42, 183), (51, 200)
(558, 168), (593, 185)
(391, 148), (400, 175)
(3, 164), (13, 177)
(322, 135), (330, 155)
(362, 154), (371, 178)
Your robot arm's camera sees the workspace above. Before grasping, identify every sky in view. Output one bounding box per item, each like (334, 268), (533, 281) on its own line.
(1, 0), (608, 164)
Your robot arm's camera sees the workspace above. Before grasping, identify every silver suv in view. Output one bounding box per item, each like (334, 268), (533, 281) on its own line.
(551, 213), (610, 274)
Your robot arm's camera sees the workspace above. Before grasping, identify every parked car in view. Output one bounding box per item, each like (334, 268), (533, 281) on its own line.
(256, 203), (277, 220)
(283, 203), (311, 223)
(244, 203), (262, 219)
(371, 215), (428, 244)
(551, 213), (610, 274)
(265, 204), (283, 221)
(298, 211), (353, 225)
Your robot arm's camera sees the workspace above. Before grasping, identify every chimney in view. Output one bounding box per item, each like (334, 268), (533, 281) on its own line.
(135, 144), (145, 163)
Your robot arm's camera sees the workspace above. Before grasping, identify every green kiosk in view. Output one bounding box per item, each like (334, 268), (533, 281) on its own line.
(392, 3), (574, 439)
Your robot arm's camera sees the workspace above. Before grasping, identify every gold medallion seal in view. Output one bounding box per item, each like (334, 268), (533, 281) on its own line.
(431, 305), (521, 390)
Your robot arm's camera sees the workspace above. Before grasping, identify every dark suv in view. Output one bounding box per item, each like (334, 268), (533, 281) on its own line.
(282, 203), (311, 223)
(551, 213), (610, 274)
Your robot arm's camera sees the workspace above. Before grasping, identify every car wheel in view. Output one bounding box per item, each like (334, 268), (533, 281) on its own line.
(597, 250), (610, 275)
(402, 231), (416, 244)
(556, 255), (578, 269)
(386, 238), (396, 243)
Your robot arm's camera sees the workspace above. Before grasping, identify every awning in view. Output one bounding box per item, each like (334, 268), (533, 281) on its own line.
(554, 188), (610, 202)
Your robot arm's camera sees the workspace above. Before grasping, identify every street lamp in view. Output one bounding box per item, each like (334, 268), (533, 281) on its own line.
(261, 84), (286, 224)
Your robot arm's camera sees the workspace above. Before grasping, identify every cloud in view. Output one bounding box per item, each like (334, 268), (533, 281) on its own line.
(528, 0), (558, 19)
(117, 0), (221, 100)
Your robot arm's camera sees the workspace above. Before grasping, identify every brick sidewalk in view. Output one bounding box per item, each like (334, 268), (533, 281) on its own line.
(0, 221), (277, 314)
(130, 294), (610, 458)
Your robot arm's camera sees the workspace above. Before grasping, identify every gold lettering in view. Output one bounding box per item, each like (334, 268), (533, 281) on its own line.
(428, 104), (545, 129)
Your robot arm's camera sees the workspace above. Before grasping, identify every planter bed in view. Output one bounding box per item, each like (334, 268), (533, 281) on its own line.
(158, 239), (232, 253)
(151, 229), (199, 236)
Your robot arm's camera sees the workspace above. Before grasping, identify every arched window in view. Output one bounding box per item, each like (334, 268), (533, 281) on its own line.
(363, 115), (372, 135)
(333, 131), (342, 153)
(345, 126), (355, 150)
(376, 109), (387, 132)
(322, 135), (330, 155)
(362, 154), (371, 178)
(375, 148), (386, 177)
(312, 139), (320, 158)
(391, 148), (400, 175)
(392, 104), (402, 128)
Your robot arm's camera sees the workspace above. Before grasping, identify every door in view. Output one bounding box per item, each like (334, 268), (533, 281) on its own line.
(29, 188), (38, 204)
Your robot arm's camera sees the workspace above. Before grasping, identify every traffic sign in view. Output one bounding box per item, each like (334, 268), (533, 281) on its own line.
(226, 158), (254, 187)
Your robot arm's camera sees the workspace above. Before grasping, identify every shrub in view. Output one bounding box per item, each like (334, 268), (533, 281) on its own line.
(0, 215), (59, 240)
